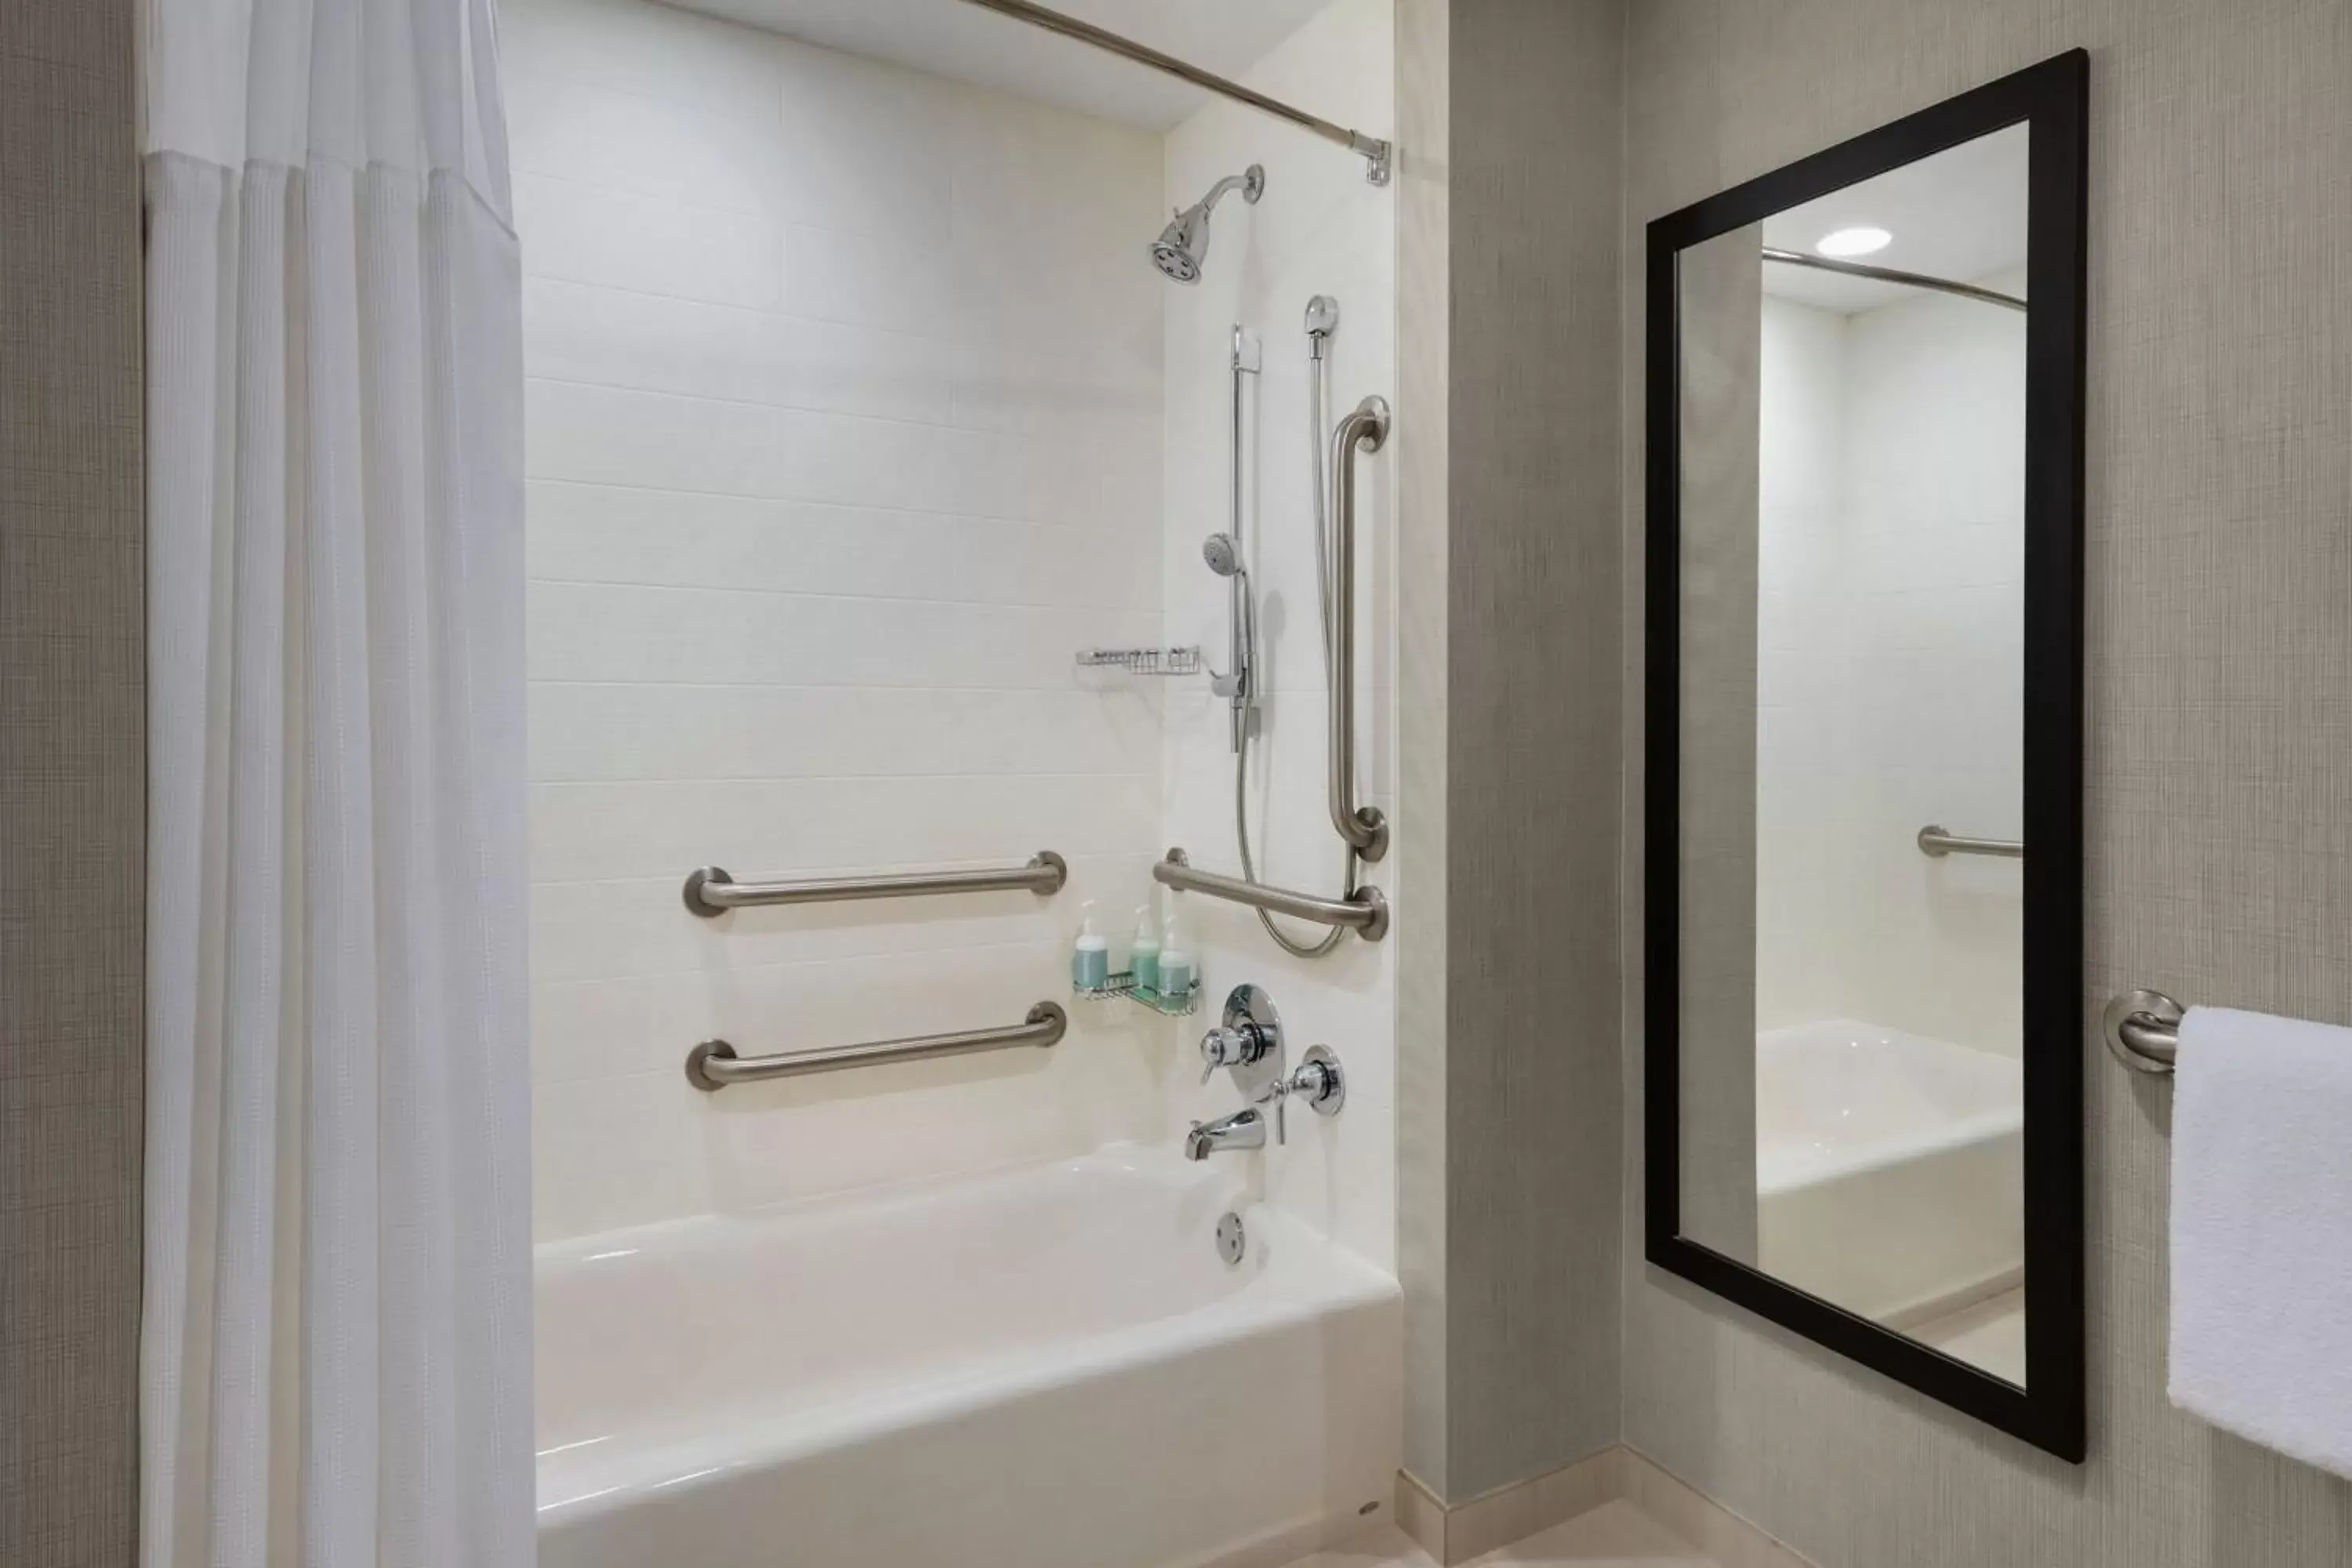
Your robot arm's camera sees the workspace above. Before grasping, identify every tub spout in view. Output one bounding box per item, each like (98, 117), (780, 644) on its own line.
(1185, 1106), (1267, 1161)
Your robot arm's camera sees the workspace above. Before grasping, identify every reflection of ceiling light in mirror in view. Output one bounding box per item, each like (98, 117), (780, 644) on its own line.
(1816, 226), (1893, 257)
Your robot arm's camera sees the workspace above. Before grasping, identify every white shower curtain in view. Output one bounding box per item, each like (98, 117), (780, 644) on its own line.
(139, 2), (533, 1564)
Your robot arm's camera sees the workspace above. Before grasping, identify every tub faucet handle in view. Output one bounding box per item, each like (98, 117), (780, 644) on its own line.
(1198, 1022), (1269, 1083)
(1267, 1045), (1346, 1145)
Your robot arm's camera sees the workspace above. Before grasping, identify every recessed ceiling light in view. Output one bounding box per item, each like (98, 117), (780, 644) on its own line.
(1816, 227), (1893, 258)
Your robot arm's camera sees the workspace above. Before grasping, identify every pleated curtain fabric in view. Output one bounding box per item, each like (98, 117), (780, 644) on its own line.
(139, 2), (534, 1563)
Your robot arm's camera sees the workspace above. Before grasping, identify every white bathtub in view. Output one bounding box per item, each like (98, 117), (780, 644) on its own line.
(535, 1145), (1402, 1568)
(1755, 1019), (2024, 1324)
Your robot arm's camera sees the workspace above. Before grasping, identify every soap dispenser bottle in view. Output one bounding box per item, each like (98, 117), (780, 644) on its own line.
(1156, 903), (1193, 1004)
(1130, 905), (1161, 996)
(1073, 900), (1110, 993)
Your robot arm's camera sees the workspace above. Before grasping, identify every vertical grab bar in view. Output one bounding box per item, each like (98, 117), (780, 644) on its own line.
(1329, 396), (1391, 862)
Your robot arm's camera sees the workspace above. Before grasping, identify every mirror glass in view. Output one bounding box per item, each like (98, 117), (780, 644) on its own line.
(1672, 125), (2031, 1385)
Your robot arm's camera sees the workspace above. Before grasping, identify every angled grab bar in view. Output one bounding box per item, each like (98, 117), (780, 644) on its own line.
(1153, 848), (1388, 941)
(1329, 396), (1390, 864)
(685, 1002), (1069, 1090)
(684, 851), (1067, 916)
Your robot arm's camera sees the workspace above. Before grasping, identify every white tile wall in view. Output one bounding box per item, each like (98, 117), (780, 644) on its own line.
(508, 0), (1172, 1241)
(1753, 279), (2027, 1055)
(1161, 0), (1401, 1271)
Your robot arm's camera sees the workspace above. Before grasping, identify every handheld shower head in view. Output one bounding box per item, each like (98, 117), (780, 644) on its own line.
(1202, 532), (1243, 578)
(1149, 165), (1265, 285)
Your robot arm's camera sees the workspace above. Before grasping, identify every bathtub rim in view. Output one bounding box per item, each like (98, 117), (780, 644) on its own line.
(532, 1142), (1401, 1525)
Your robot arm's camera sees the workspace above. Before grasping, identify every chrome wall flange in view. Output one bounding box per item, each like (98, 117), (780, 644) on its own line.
(684, 866), (734, 916)
(685, 1039), (738, 1091)
(2103, 989), (2183, 1075)
(1287, 1044), (1345, 1115)
(1200, 984), (1286, 1104)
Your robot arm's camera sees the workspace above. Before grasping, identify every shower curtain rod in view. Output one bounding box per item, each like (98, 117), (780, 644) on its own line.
(1762, 247), (2027, 311)
(951, 0), (1393, 185)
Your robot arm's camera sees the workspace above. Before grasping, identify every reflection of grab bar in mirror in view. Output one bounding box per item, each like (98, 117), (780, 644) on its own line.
(1916, 825), (2024, 859)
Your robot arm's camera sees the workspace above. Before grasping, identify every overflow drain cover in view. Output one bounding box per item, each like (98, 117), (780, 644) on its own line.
(1215, 1211), (1247, 1266)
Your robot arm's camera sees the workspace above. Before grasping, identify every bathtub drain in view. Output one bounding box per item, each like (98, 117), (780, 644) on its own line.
(1215, 1211), (1247, 1266)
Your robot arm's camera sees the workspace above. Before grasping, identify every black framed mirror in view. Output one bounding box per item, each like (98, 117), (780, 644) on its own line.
(1642, 51), (2089, 1461)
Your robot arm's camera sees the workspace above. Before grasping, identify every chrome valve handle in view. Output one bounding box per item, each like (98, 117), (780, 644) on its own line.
(1267, 1045), (1346, 1145)
(1197, 1023), (1267, 1083)
(1197, 984), (1285, 1102)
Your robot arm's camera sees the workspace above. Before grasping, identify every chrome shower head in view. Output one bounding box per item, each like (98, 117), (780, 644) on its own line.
(1202, 532), (1243, 577)
(1149, 165), (1265, 285)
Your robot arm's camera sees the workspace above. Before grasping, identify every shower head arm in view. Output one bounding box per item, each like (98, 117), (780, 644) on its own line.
(1189, 165), (1265, 217)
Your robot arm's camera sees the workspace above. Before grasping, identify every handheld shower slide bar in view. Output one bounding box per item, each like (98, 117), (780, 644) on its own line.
(952, 0), (1393, 185)
(683, 853), (1067, 916)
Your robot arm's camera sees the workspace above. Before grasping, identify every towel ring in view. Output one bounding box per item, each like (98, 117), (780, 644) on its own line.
(2103, 989), (2184, 1075)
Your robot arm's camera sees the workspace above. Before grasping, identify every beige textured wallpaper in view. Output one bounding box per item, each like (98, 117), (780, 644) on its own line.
(0, 0), (143, 1563)
(1398, 0), (1633, 1507)
(1618, 2), (2352, 1565)
(1430, 0), (1629, 1504)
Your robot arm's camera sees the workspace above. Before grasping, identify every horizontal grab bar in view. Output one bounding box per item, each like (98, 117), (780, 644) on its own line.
(684, 851), (1067, 916)
(1152, 848), (1388, 941)
(685, 1002), (1069, 1090)
(1915, 825), (2024, 860)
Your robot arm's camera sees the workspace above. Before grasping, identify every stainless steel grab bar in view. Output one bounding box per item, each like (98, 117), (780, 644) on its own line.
(1916, 825), (2024, 860)
(1329, 396), (1390, 863)
(1153, 848), (1388, 940)
(684, 852), (1067, 916)
(685, 1002), (1069, 1090)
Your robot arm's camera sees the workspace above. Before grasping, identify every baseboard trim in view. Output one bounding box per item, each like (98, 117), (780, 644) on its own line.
(1394, 1446), (1817, 1566)
(1394, 1449), (1618, 1564)
(1617, 1450), (1818, 1568)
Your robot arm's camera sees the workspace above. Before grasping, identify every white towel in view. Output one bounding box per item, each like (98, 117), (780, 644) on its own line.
(2169, 1005), (2352, 1477)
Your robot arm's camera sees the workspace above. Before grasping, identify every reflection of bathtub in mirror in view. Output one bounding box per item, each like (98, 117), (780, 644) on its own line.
(1755, 1021), (2024, 1380)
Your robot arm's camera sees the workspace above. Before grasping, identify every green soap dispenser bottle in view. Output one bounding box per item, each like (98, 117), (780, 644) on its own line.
(1129, 904), (1161, 995)
(1072, 900), (1110, 992)
(1157, 904), (1193, 1004)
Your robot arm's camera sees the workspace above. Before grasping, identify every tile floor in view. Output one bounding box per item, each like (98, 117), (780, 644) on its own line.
(1287, 1501), (1723, 1568)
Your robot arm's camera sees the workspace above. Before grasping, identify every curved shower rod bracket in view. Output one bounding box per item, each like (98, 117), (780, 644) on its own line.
(1347, 131), (1392, 187)
(955, 0), (1395, 186)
